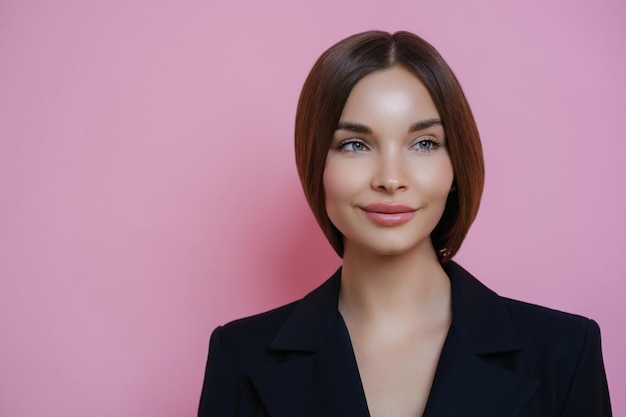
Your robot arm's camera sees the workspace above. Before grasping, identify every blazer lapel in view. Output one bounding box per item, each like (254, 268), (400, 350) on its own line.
(249, 262), (540, 417)
(423, 326), (539, 417)
(249, 269), (370, 417)
(422, 262), (540, 417)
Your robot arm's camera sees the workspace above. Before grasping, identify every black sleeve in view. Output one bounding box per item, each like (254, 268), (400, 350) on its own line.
(198, 326), (233, 417)
(560, 319), (612, 417)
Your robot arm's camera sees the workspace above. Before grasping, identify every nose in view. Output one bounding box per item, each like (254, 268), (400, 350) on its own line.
(371, 152), (409, 193)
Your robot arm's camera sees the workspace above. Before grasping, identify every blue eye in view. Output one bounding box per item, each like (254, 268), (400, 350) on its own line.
(414, 138), (440, 152)
(350, 142), (366, 151)
(418, 140), (433, 150)
(338, 140), (368, 152)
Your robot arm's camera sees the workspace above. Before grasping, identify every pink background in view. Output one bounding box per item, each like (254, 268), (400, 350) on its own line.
(1, 0), (624, 415)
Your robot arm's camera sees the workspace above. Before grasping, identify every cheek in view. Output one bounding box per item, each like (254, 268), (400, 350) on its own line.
(322, 162), (346, 213)
(412, 157), (454, 199)
(322, 159), (365, 207)
(322, 163), (344, 231)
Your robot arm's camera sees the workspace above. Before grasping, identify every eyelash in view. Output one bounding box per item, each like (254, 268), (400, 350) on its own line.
(336, 137), (442, 153)
(337, 139), (369, 152)
(413, 138), (441, 152)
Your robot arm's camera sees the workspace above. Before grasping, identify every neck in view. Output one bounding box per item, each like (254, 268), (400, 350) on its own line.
(338, 240), (451, 328)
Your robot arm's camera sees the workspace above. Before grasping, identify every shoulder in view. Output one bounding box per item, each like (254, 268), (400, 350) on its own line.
(447, 262), (611, 413)
(498, 298), (610, 414)
(446, 261), (603, 367)
(461, 266), (607, 399)
(446, 261), (599, 350)
(500, 296), (600, 360)
(502, 295), (595, 336)
(199, 297), (310, 416)
(217, 268), (342, 351)
(216, 300), (299, 358)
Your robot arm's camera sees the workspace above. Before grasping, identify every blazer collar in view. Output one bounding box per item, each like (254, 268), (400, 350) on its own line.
(269, 268), (342, 352)
(251, 262), (539, 417)
(443, 261), (522, 354)
(270, 261), (521, 355)
(251, 269), (370, 416)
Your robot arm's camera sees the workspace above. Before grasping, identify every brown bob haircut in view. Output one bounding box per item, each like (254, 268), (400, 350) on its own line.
(295, 30), (484, 263)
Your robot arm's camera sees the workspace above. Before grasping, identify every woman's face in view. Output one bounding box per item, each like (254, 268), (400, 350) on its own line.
(323, 66), (454, 257)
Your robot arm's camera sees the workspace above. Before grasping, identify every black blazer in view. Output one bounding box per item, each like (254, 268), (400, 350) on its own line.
(198, 262), (612, 416)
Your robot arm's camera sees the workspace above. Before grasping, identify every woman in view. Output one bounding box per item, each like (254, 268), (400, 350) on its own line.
(198, 31), (612, 417)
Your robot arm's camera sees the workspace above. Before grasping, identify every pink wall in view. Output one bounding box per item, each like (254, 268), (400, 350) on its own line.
(1, 0), (624, 415)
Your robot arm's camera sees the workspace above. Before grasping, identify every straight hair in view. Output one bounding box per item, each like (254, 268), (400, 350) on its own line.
(295, 30), (484, 262)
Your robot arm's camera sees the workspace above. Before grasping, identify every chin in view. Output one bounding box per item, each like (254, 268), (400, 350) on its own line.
(347, 236), (434, 258)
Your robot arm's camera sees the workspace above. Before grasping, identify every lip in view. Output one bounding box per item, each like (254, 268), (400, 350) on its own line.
(361, 203), (417, 226)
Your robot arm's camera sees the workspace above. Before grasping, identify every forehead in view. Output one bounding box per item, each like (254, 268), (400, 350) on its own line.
(339, 66), (440, 124)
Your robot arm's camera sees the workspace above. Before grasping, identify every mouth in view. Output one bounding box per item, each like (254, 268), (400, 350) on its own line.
(361, 203), (417, 226)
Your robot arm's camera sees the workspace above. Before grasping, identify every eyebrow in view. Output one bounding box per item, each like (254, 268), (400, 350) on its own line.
(336, 118), (443, 134)
(336, 122), (372, 134)
(409, 118), (442, 132)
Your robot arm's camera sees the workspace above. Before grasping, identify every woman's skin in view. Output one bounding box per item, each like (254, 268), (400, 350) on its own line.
(324, 65), (454, 417)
